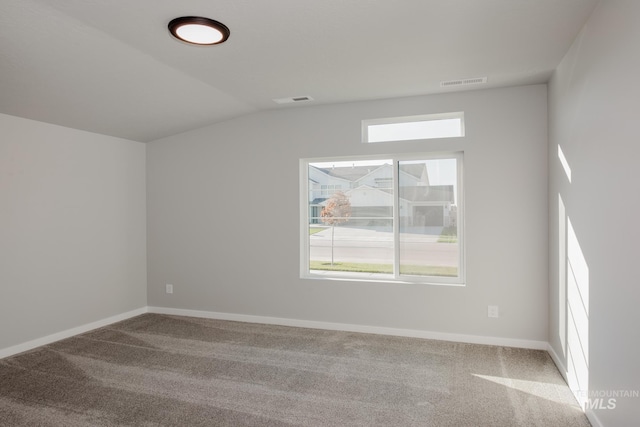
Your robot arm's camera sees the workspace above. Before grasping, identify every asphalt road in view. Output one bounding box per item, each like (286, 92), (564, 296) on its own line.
(309, 226), (458, 266)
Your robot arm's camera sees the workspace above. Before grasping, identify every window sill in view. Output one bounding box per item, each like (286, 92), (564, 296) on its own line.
(302, 270), (465, 287)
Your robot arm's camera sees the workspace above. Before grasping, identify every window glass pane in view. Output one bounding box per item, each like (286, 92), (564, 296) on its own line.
(308, 160), (393, 276)
(363, 113), (464, 143)
(368, 118), (462, 143)
(398, 158), (459, 277)
(302, 153), (464, 285)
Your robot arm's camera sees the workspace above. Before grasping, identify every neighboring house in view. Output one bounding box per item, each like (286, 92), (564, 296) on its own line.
(308, 163), (454, 227)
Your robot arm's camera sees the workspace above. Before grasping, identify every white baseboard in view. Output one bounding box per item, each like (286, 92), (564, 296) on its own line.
(584, 410), (604, 427)
(0, 305), (549, 357)
(0, 307), (147, 359)
(547, 343), (605, 427)
(147, 306), (548, 350)
(547, 343), (568, 381)
(0, 305), (603, 424)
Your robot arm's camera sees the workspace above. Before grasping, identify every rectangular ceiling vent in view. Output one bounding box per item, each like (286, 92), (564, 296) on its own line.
(273, 96), (315, 104)
(440, 77), (488, 88)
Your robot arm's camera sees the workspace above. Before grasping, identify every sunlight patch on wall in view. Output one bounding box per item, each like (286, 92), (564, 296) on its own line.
(566, 218), (589, 408)
(558, 194), (567, 356)
(558, 145), (572, 183)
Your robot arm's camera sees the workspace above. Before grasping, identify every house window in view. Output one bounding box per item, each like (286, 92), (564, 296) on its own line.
(300, 152), (464, 285)
(321, 184), (342, 196)
(362, 112), (464, 143)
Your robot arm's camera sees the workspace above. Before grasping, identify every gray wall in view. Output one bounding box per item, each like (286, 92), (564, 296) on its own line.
(148, 84), (549, 342)
(0, 113), (147, 350)
(548, 0), (640, 425)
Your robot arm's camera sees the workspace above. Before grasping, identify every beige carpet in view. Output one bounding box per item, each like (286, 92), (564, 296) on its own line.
(0, 314), (590, 426)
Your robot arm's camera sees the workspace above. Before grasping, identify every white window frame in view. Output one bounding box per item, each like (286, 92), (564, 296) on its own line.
(362, 112), (465, 144)
(300, 152), (465, 286)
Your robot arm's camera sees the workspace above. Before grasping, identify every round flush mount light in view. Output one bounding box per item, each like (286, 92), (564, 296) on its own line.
(168, 16), (230, 45)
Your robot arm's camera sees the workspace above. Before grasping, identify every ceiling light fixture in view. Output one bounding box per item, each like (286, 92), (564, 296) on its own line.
(168, 16), (230, 46)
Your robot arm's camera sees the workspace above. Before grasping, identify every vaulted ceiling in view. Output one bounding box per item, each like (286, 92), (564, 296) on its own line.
(0, 0), (598, 142)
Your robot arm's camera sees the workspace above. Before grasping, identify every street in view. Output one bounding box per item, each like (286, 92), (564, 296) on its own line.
(309, 226), (458, 266)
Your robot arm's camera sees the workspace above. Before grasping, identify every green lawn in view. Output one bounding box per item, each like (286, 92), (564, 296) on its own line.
(309, 227), (326, 235)
(437, 226), (458, 243)
(309, 260), (457, 277)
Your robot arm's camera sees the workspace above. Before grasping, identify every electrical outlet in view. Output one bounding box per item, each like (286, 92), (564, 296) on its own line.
(166, 284), (173, 294)
(488, 305), (499, 318)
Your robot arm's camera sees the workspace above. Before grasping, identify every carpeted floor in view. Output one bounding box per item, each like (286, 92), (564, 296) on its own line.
(0, 314), (591, 426)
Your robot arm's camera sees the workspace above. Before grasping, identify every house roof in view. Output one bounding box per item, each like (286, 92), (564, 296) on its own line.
(344, 184), (454, 203)
(316, 165), (388, 182)
(315, 163), (426, 182)
(399, 164), (429, 182)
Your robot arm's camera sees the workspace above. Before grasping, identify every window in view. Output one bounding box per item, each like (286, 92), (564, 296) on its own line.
(362, 112), (464, 143)
(300, 152), (464, 285)
(321, 184), (342, 196)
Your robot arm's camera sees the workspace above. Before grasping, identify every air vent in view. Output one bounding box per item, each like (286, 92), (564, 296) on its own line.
(273, 96), (315, 104)
(440, 77), (487, 88)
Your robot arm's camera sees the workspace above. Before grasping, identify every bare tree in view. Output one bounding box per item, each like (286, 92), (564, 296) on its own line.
(321, 191), (352, 265)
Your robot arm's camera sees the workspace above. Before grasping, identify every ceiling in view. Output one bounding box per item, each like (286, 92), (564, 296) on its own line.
(0, 0), (598, 142)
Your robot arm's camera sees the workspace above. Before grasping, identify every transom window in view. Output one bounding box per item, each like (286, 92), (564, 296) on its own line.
(300, 152), (464, 285)
(362, 112), (464, 143)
